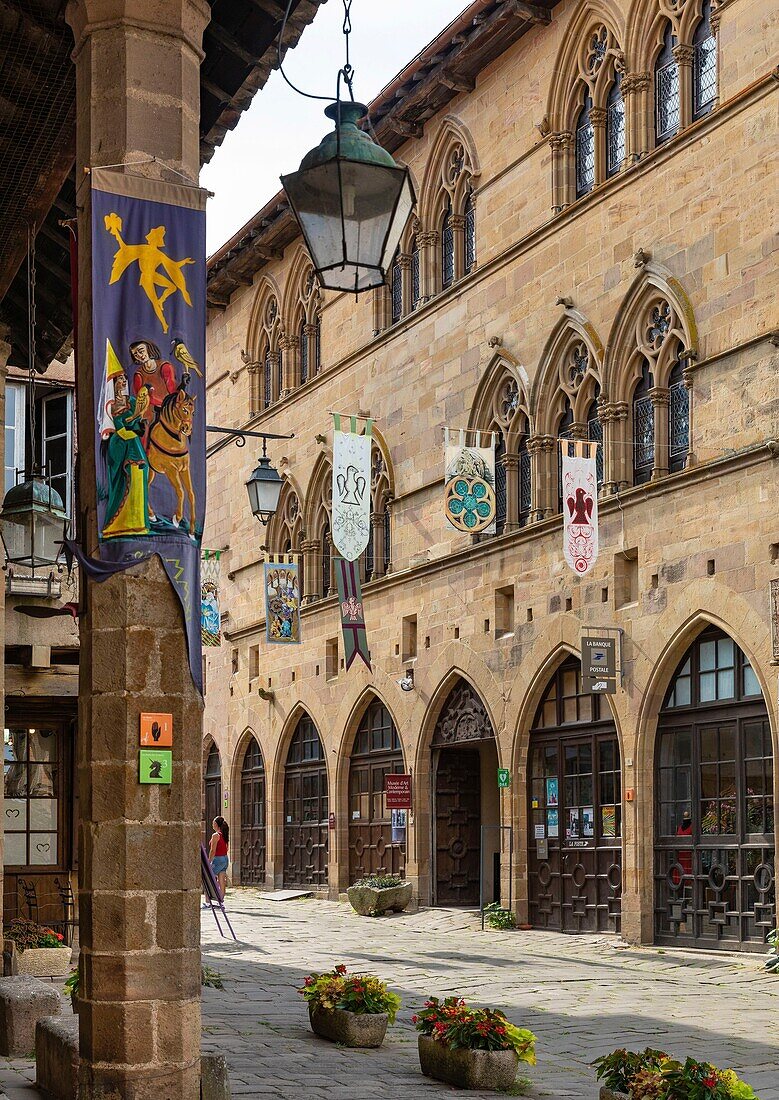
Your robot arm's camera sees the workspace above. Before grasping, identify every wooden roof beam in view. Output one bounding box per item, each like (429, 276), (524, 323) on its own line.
(206, 20), (260, 67)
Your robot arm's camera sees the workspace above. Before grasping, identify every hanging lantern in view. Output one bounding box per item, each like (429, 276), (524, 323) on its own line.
(281, 101), (415, 294)
(0, 475), (67, 571)
(245, 453), (284, 525)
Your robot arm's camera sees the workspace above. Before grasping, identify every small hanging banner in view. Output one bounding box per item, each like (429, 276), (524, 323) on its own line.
(335, 558), (371, 671)
(444, 428), (497, 534)
(264, 557), (301, 644)
(332, 414), (372, 561)
(90, 168), (207, 693)
(561, 439), (599, 575)
(201, 549), (221, 647)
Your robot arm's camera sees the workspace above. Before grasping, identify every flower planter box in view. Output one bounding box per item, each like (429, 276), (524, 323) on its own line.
(14, 947), (71, 979)
(347, 881), (413, 917)
(418, 1034), (519, 1091)
(599, 1090), (629, 1100)
(308, 1004), (388, 1048)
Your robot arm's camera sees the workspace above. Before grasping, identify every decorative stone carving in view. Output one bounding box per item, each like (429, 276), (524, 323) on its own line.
(432, 682), (494, 746)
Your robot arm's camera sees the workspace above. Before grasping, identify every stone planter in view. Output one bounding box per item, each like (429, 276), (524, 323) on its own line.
(14, 947), (71, 979)
(308, 1004), (388, 1048)
(599, 1090), (630, 1100)
(347, 881), (413, 917)
(418, 1034), (519, 1092)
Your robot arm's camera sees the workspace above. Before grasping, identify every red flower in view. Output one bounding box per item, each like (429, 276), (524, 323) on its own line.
(335, 965), (347, 975)
(56, 934), (64, 942)
(703, 1076), (717, 1088)
(411, 1015), (418, 1023)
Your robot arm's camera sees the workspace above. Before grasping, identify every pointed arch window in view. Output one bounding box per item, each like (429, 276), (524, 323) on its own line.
(411, 237), (421, 310)
(575, 93), (595, 198)
(557, 400), (575, 513)
(606, 72), (625, 177)
(383, 506), (391, 574)
(655, 23), (680, 144)
(321, 521), (331, 598)
(314, 315), (321, 376)
(494, 431), (507, 536)
(391, 257), (403, 324)
(299, 317), (308, 385)
(441, 202), (454, 290)
(464, 192), (476, 274)
(669, 360), (689, 473)
(518, 416), (532, 528)
(633, 362), (655, 485)
(365, 523), (374, 581)
(277, 348), (284, 398)
(693, 0), (717, 119)
(263, 349), (272, 409)
(587, 392), (604, 488)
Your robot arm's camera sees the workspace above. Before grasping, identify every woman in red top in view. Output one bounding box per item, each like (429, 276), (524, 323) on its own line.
(209, 816), (230, 899)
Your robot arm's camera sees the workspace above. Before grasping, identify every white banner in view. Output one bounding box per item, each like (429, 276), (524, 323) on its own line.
(561, 440), (599, 575)
(332, 414), (372, 561)
(444, 428), (497, 535)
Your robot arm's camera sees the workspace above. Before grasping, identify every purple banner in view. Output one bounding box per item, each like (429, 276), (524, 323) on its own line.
(91, 169), (206, 692)
(335, 557), (371, 671)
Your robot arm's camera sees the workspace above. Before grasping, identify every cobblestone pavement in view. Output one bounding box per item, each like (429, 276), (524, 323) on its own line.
(1, 890), (777, 1100)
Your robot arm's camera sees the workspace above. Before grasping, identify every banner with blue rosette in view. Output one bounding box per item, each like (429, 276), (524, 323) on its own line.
(443, 427), (497, 535)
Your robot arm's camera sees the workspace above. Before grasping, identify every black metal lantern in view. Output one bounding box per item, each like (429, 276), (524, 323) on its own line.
(282, 101), (415, 294)
(0, 473), (67, 572)
(245, 451), (284, 526)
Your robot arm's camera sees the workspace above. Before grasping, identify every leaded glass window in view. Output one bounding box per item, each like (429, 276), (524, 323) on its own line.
(411, 240), (421, 309)
(365, 522), (374, 580)
(465, 192), (476, 274)
(442, 204), (454, 289)
(277, 349), (283, 397)
(299, 318), (308, 385)
(669, 361), (689, 473)
(314, 315), (321, 375)
(693, 1), (717, 119)
(383, 506), (391, 574)
(633, 362), (655, 485)
(587, 397), (604, 488)
(557, 401), (574, 512)
(575, 94), (595, 198)
(321, 522), (331, 597)
(606, 74), (625, 177)
(494, 432), (506, 535)
(263, 350), (271, 409)
(391, 259), (403, 324)
(655, 24), (680, 144)
(519, 432), (532, 527)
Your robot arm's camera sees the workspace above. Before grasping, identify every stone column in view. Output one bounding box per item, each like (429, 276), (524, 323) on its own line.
(622, 72), (651, 161)
(549, 131), (572, 212)
(369, 512), (383, 579)
(449, 214), (466, 281)
(301, 538), (319, 603)
(246, 361), (261, 416)
(302, 322), (317, 379)
(590, 107), (607, 186)
(417, 230), (439, 302)
(682, 363), (695, 467)
(397, 253), (412, 318)
(0, 326), (11, 938)
(673, 44), (695, 131)
(65, 2), (210, 1097)
(502, 454), (519, 530)
(600, 401), (629, 493)
(527, 434), (555, 519)
(650, 387), (670, 479)
(280, 333), (298, 395)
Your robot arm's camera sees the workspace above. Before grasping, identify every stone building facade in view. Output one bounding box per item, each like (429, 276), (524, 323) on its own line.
(203, 0), (778, 952)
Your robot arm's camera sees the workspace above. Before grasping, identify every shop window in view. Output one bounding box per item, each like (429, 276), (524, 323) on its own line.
(4, 726), (61, 868)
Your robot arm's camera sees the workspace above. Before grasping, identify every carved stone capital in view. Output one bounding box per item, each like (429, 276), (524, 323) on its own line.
(527, 434), (557, 455)
(397, 253), (413, 270)
(279, 333), (298, 351)
(549, 130), (573, 151)
(672, 43), (696, 66)
(245, 360), (261, 375)
(589, 106), (608, 127)
(449, 214), (467, 232)
(599, 401), (629, 423)
(621, 71), (651, 95)
(418, 230), (439, 248)
(649, 386), (670, 408)
(303, 322), (317, 338)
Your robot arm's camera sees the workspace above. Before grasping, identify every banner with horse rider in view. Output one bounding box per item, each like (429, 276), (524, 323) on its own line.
(90, 168), (207, 692)
(443, 427), (497, 535)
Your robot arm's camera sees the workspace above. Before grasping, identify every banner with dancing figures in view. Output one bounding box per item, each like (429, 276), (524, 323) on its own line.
(201, 550), (221, 647)
(444, 428), (497, 535)
(335, 558), (371, 671)
(264, 558), (301, 645)
(561, 439), (599, 576)
(90, 169), (206, 691)
(332, 414), (372, 561)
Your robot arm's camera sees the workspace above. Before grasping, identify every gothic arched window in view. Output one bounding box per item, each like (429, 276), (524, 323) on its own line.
(557, 400), (575, 512)
(391, 257), (403, 324)
(277, 348), (284, 397)
(575, 93), (595, 198)
(587, 392), (604, 488)
(441, 202), (454, 290)
(314, 315), (321, 376)
(693, 0), (717, 120)
(518, 417), (532, 527)
(383, 506), (391, 574)
(633, 362), (655, 485)
(263, 348), (272, 410)
(411, 237), (421, 310)
(668, 360), (689, 473)
(494, 432), (507, 536)
(655, 23), (680, 144)
(464, 192), (476, 274)
(606, 72), (625, 177)
(299, 317), (308, 385)
(321, 520), (331, 598)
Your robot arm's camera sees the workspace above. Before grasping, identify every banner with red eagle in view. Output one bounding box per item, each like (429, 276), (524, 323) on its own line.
(561, 440), (599, 576)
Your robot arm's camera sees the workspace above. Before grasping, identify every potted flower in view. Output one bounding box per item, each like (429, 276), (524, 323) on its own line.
(64, 968), (79, 1013)
(4, 919), (71, 979)
(414, 996), (536, 1092)
(298, 964), (400, 1048)
(593, 1048), (759, 1099)
(346, 874), (413, 917)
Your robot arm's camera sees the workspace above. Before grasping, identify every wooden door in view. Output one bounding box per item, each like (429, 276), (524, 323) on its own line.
(283, 717), (328, 887)
(240, 740), (266, 885)
(435, 749), (481, 906)
(204, 745), (221, 845)
(348, 699), (405, 883)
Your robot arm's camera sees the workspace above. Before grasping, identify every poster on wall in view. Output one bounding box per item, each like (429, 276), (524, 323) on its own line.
(264, 559), (301, 644)
(201, 549), (221, 647)
(88, 168), (207, 692)
(601, 806), (616, 838)
(443, 427), (496, 534)
(567, 809), (580, 841)
(546, 777), (559, 806)
(561, 439), (599, 576)
(547, 808), (559, 838)
(391, 809), (407, 845)
(332, 414), (372, 561)
(582, 807), (595, 838)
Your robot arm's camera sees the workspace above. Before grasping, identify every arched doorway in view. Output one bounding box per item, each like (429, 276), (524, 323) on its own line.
(527, 656), (622, 932)
(283, 716), (328, 887)
(432, 679), (499, 907)
(348, 699), (405, 882)
(204, 743), (222, 844)
(240, 739), (266, 885)
(654, 628), (775, 951)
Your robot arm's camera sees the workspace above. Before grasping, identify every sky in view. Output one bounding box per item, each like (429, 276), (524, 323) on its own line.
(202, 0), (469, 254)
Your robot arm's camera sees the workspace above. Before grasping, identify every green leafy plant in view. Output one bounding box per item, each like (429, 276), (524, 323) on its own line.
(63, 969), (79, 997)
(593, 1049), (758, 1099)
(299, 964), (401, 1023)
(593, 1048), (669, 1093)
(201, 966), (224, 990)
(5, 919), (65, 953)
(413, 996), (536, 1064)
(484, 902), (516, 930)
(352, 875), (405, 889)
(765, 928), (779, 973)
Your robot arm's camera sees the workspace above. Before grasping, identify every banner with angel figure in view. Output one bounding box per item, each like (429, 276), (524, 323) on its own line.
(332, 414), (372, 561)
(264, 559), (301, 644)
(561, 440), (599, 575)
(444, 428), (496, 534)
(201, 549), (221, 647)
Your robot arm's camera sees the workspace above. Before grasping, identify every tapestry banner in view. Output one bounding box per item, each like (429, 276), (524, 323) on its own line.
(444, 428), (496, 535)
(91, 168), (207, 692)
(332, 414), (371, 561)
(201, 549), (222, 647)
(561, 439), (599, 576)
(264, 558), (301, 645)
(335, 558), (371, 671)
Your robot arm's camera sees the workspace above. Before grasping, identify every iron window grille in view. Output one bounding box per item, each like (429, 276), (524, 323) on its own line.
(606, 77), (625, 177)
(321, 523), (331, 597)
(442, 206), (454, 289)
(557, 403), (574, 512)
(575, 95), (595, 198)
(465, 193), (476, 274)
(633, 396), (655, 484)
(277, 350), (283, 398)
(365, 522), (374, 580)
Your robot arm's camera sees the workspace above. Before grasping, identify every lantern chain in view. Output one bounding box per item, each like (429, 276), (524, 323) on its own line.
(277, 0), (357, 103)
(26, 225), (37, 476)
